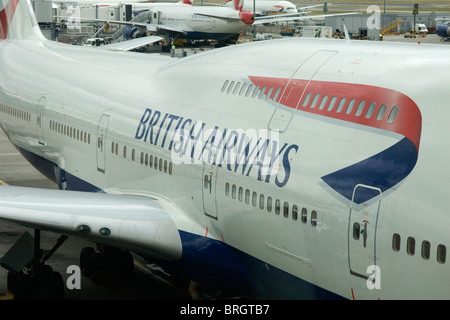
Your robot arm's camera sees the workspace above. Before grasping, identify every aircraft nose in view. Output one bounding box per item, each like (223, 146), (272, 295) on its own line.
(240, 11), (254, 25)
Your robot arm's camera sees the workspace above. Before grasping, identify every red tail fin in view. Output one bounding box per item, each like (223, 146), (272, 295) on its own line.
(0, 0), (45, 40)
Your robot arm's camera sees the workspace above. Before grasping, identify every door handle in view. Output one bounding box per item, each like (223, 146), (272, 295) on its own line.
(363, 222), (368, 248)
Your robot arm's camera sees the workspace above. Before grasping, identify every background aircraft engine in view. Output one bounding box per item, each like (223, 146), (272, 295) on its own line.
(123, 26), (147, 39)
(239, 11), (254, 25)
(437, 24), (450, 38)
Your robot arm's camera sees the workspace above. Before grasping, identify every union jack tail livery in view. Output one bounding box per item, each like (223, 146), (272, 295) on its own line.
(0, 0), (44, 40)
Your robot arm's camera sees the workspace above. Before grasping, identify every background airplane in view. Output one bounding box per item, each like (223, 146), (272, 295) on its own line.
(60, 0), (254, 44)
(225, 0), (326, 16)
(226, 0), (299, 15)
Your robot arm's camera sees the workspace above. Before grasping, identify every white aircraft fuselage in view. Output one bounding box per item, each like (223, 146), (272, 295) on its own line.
(1, 0), (450, 300)
(226, 0), (298, 15)
(150, 5), (253, 40)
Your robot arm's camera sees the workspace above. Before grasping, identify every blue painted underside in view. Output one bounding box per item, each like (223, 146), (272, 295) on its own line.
(16, 146), (343, 299)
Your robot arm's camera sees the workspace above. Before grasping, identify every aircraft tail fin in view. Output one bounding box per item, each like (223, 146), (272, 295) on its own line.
(0, 0), (46, 41)
(231, 0), (244, 11)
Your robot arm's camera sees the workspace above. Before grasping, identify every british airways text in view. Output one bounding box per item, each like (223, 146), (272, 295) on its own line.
(135, 108), (299, 187)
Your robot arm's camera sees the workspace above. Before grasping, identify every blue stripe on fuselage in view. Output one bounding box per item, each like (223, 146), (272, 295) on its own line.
(321, 137), (418, 204)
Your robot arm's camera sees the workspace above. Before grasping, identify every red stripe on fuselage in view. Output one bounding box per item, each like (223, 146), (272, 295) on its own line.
(249, 76), (422, 151)
(0, 0), (20, 40)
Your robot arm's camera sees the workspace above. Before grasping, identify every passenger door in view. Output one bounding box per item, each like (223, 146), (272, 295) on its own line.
(202, 151), (218, 219)
(96, 114), (110, 173)
(348, 184), (382, 282)
(37, 96), (46, 145)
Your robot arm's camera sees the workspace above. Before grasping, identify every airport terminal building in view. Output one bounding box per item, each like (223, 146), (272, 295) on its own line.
(324, 12), (449, 37)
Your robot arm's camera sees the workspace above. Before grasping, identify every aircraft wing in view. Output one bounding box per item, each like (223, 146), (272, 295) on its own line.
(253, 11), (357, 25)
(99, 36), (163, 51)
(57, 16), (187, 35)
(0, 185), (183, 261)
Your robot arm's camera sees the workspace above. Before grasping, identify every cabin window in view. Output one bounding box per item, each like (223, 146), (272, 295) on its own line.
(259, 86), (267, 99)
(259, 194), (265, 209)
(252, 85), (260, 98)
(245, 189), (250, 204)
(266, 87), (273, 100)
(227, 81), (235, 94)
(233, 82), (241, 95)
(356, 100), (365, 116)
(252, 191), (257, 207)
(353, 222), (361, 240)
(319, 95), (328, 110)
(336, 98), (346, 113)
(246, 84), (254, 97)
(421, 241), (430, 260)
(376, 104), (387, 120)
(221, 81), (228, 93)
(239, 83), (248, 96)
(231, 184), (236, 199)
(327, 96), (337, 111)
(204, 175), (209, 189)
(301, 208), (307, 224)
(407, 237), (416, 256)
(310, 94), (320, 109)
(311, 210), (317, 226)
(225, 182), (230, 196)
(238, 187), (243, 202)
(365, 102), (376, 118)
(292, 205), (298, 221)
(346, 99), (356, 114)
(392, 233), (401, 252)
(267, 196), (272, 212)
(272, 88), (281, 101)
(275, 199), (281, 215)
(437, 245), (446, 264)
(302, 93), (311, 107)
(283, 202), (289, 218)
(388, 106), (399, 123)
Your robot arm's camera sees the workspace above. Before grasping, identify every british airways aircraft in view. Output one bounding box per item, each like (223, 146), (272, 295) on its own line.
(0, 0), (449, 300)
